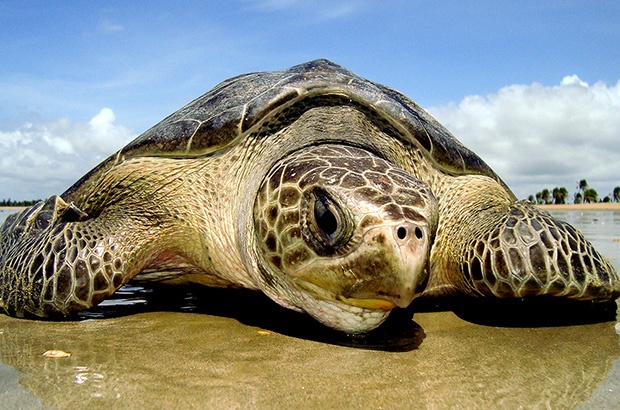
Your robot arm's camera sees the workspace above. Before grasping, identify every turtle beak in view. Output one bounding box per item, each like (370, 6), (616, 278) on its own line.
(293, 221), (431, 310)
(349, 221), (430, 308)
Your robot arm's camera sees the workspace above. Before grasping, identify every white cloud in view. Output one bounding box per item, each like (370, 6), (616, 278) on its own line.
(100, 20), (124, 33)
(428, 76), (620, 200)
(87, 108), (133, 153)
(0, 109), (135, 200)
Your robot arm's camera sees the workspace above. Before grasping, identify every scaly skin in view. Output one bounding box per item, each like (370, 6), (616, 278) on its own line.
(0, 196), (160, 317)
(424, 175), (620, 300)
(0, 156), (214, 318)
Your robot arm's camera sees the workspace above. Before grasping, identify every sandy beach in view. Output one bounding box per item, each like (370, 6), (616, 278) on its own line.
(538, 202), (620, 211)
(0, 206), (26, 212)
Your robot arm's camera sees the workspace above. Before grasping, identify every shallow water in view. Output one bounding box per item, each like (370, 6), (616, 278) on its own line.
(0, 208), (619, 409)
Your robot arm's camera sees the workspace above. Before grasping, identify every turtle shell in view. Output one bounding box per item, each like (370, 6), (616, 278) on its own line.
(64, 59), (502, 197)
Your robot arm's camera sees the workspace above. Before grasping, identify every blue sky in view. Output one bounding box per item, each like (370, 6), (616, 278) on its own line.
(1, 1), (619, 200)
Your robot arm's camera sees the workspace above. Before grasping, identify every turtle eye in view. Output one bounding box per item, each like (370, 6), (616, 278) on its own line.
(306, 189), (352, 253)
(314, 197), (339, 237)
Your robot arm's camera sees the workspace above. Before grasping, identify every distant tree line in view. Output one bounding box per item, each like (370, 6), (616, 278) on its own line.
(0, 199), (42, 207)
(528, 180), (620, 204)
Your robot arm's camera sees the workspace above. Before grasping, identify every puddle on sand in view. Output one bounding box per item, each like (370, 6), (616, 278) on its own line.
(0, 287), (618, 409)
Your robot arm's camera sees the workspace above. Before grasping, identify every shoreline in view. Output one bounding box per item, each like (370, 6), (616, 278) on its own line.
(537, 203), (620, 211)
(0, 206), (26, 214)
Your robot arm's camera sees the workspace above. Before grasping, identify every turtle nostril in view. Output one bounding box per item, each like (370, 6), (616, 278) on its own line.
(396, 226), (424, 241)
(397, 226), (407, 240)
(414, 227), (424, 240)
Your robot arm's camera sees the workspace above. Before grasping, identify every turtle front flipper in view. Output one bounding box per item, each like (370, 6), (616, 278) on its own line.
(425, 176), (620, 301)
(0, 196), (156, 318)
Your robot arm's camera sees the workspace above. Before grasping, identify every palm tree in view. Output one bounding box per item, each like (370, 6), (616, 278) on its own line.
(613, 186), (620, 202)
(535, 192), (543, 204)
(584, 188), (599, 203)
(577, 179), (588, 196)
(574, 192), (583, 204)
(552, 187), (569, 204)
(541, 189), (552, 204)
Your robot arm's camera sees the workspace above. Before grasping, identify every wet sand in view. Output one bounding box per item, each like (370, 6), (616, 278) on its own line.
(1, 288), (619, 409)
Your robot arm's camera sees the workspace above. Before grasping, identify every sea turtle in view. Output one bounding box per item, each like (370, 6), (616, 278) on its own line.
(1, 60), (618, 333)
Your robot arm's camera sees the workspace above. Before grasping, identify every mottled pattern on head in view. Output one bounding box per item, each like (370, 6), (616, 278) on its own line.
(254, 144), (438, 278)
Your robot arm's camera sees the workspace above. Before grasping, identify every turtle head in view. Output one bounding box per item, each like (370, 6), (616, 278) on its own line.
(252, 144), (438, 333)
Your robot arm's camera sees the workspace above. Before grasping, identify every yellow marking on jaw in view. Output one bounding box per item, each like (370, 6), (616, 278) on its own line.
(337, 296), (396, 310)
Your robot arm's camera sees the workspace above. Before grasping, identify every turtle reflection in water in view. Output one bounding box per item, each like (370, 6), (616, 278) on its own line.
(0, 60), (618, 334)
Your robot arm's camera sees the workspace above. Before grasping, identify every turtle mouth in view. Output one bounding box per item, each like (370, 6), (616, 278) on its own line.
(290, 278), (394, 333)
(336, 295), (397, 310)
(294, 277), (399, 311)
